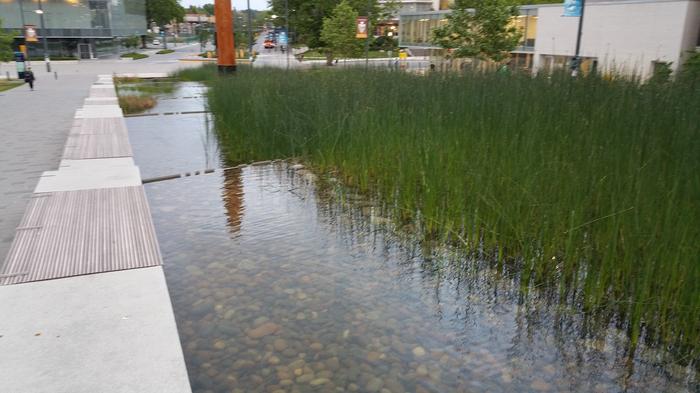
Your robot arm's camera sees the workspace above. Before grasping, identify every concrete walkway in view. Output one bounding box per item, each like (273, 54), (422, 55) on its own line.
(0, 44), (199, 260)
(0, 49), (199, 392)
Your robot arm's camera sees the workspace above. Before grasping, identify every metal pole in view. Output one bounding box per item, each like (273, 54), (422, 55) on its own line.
(571, 0), (586, 76)
(37, 0), (50, 72)
(285, 0), (289, 69)
(364, 0), (371, 68)
(17, 0), (31, 67)
(246, 0), (253, 58)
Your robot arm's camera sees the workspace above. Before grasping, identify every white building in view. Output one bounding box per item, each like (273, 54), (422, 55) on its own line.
(399, 0), (700, 78)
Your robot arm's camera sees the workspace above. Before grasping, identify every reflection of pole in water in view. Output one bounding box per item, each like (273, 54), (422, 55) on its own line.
(222, 167), (244, 234)
(203, 112), (212, 169)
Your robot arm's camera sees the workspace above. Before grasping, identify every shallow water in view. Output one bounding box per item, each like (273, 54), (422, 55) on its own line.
(125, 82), (697, 393)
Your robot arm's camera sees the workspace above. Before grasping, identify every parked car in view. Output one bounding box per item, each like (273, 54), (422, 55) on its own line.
(152, 39), (161, 46)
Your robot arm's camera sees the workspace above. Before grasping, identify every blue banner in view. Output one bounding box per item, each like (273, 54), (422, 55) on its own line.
(563, 0), (582, 17)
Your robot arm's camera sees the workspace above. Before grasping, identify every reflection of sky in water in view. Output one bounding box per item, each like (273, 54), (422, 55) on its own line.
(127, 83), (695, 393)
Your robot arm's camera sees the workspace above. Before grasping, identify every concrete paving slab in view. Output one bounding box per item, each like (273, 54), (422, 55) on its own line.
(0, 266), (192, 393)
(115, 72), (169, 78)
(59, 157), (135, 169)
(75, 105), (123, 118)
(35, 165), (141, 192)
(84, 97), (119, 105)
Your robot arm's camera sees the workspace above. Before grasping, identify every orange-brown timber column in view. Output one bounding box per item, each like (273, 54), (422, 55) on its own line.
(215, 0), (236, 73)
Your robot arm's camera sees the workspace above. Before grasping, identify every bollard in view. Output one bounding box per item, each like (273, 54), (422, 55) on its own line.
(54, 71), (57, 79)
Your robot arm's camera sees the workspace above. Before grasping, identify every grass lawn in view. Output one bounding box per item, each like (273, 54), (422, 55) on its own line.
(156, 49), (175, 55)
(120, 52), (149, 60)
(0, 80), (24, 92)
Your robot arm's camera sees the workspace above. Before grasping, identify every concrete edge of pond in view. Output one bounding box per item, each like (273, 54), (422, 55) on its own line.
(0, 75), (192, 392)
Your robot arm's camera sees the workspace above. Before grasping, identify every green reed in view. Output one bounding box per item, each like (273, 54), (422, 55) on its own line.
(205, 67), (699, 359)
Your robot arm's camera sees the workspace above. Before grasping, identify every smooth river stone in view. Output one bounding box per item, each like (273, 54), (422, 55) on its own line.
(246, 322), (281, 339)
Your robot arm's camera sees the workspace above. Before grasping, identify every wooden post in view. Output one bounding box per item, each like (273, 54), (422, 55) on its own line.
(215, 0), (236, 73)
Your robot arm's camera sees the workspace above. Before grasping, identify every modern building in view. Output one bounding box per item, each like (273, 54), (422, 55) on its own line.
(399, 0), (700, 78)
(0, 0), (147, 59)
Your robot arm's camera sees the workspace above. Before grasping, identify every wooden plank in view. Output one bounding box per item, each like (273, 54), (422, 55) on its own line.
(0, 186), (162, 285)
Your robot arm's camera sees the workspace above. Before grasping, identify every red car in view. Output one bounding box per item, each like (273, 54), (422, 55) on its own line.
(264, 40), (275, 49)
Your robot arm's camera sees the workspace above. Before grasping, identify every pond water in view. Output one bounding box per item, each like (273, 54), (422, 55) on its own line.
(125, 82), (696, 393)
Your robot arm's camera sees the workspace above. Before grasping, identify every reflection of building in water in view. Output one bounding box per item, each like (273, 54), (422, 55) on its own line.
(222, 167), (244, 234)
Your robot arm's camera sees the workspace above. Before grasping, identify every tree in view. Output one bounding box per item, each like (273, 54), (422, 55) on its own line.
(269, 0), (379, 49)
(431, 0), (522, 63)
(320, 0), (362, 65)
(123, 35), (140, 50)
(146, 0), (185, 26)
(202, 4), (215, 16)
(0, 19), (15, 63)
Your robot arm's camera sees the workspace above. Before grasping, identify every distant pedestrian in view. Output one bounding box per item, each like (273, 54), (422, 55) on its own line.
(24, 67), (35, 91)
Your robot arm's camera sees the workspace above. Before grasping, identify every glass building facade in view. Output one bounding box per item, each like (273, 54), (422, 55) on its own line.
(0, 0), (146, 57)
(399, 6), (539, 70)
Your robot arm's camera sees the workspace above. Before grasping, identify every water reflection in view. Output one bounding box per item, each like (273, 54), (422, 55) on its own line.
(222, 167), (244, 234)
(126, 82), (696, 393)
(142, 165), (693, 393)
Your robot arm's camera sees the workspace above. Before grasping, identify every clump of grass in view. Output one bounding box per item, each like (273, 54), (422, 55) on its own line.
(118, 95), (156, 114)
(172, 64), (219, 82)
(156, 49), (175, 54)
(118, 81), (176, 95)
(120, 52), (148, 60)
(207, 67), (700, 361)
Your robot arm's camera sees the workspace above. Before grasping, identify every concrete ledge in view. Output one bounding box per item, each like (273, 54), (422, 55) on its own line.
(35, 164), (141, 193)
(0, 267), (192, 393)
(114, 72), (169, 78)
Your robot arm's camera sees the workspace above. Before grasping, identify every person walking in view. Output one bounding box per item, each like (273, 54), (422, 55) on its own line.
(24, 67), (35, 91)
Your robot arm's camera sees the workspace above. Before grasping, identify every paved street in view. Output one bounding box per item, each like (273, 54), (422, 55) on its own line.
(0, 44), (201, 261)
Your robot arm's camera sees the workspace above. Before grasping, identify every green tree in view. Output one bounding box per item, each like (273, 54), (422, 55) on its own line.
(0, 19), (16, 63)
(123, 35), (141, 50)
(431, 0), (522, 63)
(202, 4), (215, 16)
(146, 0), (185, 26)
(320, 0), (362, 65)
(269, 0), (378, 49)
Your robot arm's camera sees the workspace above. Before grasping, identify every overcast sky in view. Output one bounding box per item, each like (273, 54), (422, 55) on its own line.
(181, 0), (270, 11)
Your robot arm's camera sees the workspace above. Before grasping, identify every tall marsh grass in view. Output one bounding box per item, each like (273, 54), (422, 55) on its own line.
(207, 67), (699, 360)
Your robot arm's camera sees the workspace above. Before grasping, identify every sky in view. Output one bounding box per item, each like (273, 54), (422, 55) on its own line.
(181, 0), (270, 11)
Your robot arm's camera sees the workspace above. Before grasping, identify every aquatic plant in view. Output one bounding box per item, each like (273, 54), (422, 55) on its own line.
(118, 95), (156, 114)
(206, 67), (700, 361)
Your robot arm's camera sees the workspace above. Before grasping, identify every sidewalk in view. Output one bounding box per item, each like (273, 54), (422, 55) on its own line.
(0, 72), (192, 393)
(0, 45), (199, 260)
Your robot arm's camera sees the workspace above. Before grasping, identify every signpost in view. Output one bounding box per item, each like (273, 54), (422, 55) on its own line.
(563, 0), (586, 76)
(24, 25), (38, 43)
(14, 52), (26, 79)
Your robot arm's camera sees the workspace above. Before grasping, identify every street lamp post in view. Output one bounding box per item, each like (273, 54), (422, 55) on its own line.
(35, 0), (50, 72)
(246, 0), (253, 58)
(285, 0), (289, 69)
(571, 0), (586, 76)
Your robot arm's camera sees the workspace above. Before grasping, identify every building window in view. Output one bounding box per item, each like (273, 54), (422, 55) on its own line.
(89, 0), (110, 29)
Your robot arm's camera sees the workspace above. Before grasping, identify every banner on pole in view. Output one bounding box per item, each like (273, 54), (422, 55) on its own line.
(24, 25), (38, 42)
(562, 0), (582, 16)
(356, 17), (368, 39)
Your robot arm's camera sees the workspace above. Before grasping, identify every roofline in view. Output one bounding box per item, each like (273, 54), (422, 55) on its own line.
(399, 0), (697, 16)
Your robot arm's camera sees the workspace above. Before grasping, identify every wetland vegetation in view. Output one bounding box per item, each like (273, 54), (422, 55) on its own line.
(190, 66), (699, 365)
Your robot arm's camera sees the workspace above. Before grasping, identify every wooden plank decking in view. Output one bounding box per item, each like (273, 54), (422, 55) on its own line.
(0, 187), (162, 285)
